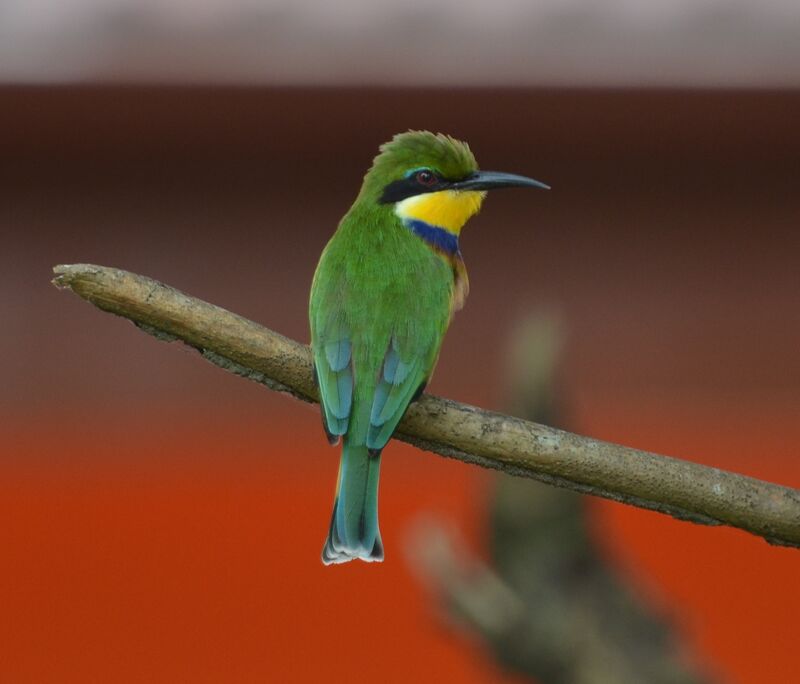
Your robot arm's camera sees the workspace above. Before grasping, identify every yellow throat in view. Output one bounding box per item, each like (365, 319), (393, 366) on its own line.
(395, 190), (486, 235)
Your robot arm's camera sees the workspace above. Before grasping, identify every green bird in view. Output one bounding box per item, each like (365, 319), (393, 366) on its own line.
(310, 131), (547, 564)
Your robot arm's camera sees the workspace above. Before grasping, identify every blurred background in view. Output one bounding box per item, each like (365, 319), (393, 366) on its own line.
(2, 1), (799, 682)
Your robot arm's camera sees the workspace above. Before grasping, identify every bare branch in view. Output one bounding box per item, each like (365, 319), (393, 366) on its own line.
(52, 263), (800, 549)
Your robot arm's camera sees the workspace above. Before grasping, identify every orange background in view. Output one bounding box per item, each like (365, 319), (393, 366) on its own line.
(1, 88), (799, 682)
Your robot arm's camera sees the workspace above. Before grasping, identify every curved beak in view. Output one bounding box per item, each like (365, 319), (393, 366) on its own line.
(450, 170), (550, 192)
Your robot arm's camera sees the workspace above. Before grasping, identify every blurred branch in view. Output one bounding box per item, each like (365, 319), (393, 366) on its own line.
(51, 263), (800, 549)
(408, 313), (708, 683)
(408, 516), (707, 684)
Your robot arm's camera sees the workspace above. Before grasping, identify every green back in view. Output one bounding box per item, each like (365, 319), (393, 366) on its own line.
(310, 200), (452, 450)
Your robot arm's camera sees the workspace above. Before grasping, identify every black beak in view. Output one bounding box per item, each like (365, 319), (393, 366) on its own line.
(450, 170), (550, 192)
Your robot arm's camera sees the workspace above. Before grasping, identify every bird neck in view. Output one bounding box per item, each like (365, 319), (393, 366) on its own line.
(393, 190), (484, 257)
(402, 220), (460, 257)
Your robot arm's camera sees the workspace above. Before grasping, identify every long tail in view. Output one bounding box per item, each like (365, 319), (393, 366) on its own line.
(322, 442), (383, 565)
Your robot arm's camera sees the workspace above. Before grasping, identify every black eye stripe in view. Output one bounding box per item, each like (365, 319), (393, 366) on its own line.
(380, 171), (451, 204)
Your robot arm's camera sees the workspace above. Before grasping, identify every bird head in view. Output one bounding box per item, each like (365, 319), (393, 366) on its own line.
(359, 130), (548, 236)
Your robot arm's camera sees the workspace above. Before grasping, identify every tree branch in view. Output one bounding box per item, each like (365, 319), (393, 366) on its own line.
(51, 263), (800, 549)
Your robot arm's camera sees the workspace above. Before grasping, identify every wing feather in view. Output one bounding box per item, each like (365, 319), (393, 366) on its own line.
(367, 335), (430, 450)
(314, 315), (353, 437)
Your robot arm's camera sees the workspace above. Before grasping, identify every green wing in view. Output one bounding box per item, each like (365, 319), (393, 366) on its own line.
(312, 307), (353, 441)
(366, 330), (437, 451)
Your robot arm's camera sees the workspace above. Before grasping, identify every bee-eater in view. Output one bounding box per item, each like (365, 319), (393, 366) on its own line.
(310, 131), (547, 564)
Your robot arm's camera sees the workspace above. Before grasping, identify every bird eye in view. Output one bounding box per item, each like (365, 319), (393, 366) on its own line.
(415, 170), (437, 187)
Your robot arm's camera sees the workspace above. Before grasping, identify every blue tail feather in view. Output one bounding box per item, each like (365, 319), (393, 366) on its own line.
(322, 442), (383, 565)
